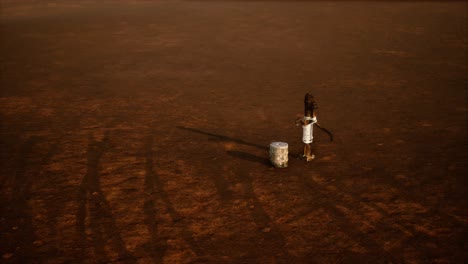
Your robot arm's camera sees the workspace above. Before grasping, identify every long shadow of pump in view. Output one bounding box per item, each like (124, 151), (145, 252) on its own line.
(176, 126), (269, 150)
(176, 126), (300, 161)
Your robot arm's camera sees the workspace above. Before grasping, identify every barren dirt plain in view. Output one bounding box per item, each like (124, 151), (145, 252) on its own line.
(1, 1), (467, 263)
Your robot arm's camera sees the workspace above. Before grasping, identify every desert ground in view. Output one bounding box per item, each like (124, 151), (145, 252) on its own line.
(1, 1), (467, 263)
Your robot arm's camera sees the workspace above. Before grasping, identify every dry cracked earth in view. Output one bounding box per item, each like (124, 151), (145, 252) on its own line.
(1, 1), (467, 263)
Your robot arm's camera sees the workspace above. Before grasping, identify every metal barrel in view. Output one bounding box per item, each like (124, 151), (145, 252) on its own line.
(269, 142), (288, 168)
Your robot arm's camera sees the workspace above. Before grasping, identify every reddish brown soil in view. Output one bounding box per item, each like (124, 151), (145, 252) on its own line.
(1, 1), (467, 263)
